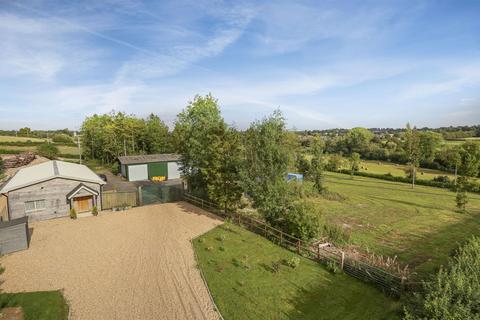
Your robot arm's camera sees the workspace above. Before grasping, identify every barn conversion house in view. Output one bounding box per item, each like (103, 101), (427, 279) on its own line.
(0, 160), (106, 221)
(118, 154), (181, 182)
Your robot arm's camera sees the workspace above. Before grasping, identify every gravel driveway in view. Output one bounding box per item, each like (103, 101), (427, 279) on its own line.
(0, 202), (222, 320)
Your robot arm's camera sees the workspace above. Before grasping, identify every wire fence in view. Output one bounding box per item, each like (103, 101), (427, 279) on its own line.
(183, 192), (412, 297)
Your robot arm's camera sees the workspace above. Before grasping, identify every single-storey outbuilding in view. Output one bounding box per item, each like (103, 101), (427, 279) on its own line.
(118, 154), (182, 182)
(0, 160), (106, 221)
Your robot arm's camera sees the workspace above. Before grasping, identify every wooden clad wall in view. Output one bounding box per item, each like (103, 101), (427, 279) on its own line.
(0, 195), (8, 221)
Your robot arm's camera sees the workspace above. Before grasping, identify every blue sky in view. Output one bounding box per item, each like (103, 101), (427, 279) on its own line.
(0, 0), (479, 130)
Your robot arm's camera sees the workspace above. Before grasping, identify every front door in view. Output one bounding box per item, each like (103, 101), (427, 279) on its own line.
(74, 196), (93, 213)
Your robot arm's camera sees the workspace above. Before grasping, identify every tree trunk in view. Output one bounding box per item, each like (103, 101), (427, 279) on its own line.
(454, 164), (458, 186)
(412, 165), (416, 189)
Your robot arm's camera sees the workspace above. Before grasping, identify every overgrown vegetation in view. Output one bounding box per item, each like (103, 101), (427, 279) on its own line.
(404, 236), (480, 320)
(193, 223), (401, 319)
(36, 143), (59, 159)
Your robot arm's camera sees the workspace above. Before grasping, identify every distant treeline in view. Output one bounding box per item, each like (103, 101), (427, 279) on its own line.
(300, 125), (480, 140)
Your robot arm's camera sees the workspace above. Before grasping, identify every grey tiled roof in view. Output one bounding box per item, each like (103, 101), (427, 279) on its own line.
(118, 154), (181, 165)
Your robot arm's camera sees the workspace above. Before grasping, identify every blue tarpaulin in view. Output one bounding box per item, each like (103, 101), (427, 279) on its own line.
(287, 173), (303, 182)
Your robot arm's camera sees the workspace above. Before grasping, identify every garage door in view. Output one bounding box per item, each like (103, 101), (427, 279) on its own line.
(128, 164), (148, 181)
(167, 162), (181, 179)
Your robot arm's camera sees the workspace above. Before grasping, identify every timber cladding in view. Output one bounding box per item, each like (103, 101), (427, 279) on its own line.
(0, 216), (29, 254)
(0, 195), (7, 221)
(7, 178), (101, 221)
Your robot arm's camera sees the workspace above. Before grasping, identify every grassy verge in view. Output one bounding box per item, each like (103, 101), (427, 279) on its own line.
(316, 172), (480, 276)
(193, 223), (401, 320)
(0, 291), (68, 320)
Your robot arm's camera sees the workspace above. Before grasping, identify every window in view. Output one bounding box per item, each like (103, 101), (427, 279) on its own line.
(25, 200), (46, 213)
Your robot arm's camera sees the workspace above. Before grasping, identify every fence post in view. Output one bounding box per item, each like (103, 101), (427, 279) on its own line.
(264, 224), (267, 237)
(401, 276), (406, 292)
(201, 199), (204, 208)
(341, 251), (345, 270)
(317, 245), (320, 260)
(138, 186), (143, 206)
(296, 240), (300, 254)
(280, 232), (283, 245)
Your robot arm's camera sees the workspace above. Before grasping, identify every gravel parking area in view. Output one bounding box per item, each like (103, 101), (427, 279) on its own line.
(0, 202), (222, 320)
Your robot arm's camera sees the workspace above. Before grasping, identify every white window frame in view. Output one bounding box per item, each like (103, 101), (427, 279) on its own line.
(25, 199), (46, 213)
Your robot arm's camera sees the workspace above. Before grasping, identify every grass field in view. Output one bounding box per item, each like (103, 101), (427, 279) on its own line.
(356, 160), (454, 180)
(193, 223), (401, 320)
(0, 135), (46, 142)
(0, 145), (79, 155)
(314, 172), (480, 277)
(0, 291), (68, 320)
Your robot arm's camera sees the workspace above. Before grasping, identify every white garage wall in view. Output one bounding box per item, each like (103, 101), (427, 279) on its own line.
(167, 162), (181, 179)
(128, 164), (148, 181)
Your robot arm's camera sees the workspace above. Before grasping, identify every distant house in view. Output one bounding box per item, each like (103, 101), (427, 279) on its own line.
(118, 154), (182, 182)
(0, 161), (106, 221)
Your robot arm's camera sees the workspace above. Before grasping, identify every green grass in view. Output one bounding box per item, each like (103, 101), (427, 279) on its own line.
(0, 145), (79, 155)
(0, 291), (68, 320)
(358, 160), (454, 180)
(314, 172), (480, 277)
(193, 223), (401, 320)
(0, 135), (46, 142)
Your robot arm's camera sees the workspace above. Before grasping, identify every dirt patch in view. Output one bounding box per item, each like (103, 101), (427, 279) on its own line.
(0, 307), (23, 320)
(0, 202), (222, 320)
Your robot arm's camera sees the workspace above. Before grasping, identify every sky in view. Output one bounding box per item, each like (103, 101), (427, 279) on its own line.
(0, 0), (479, 130)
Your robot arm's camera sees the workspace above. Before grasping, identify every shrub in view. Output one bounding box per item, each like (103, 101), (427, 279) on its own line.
(110, 162), (120, 175)
(36, 143), (59, 159)
(279, 200), (321, 241)
(326, 260), (340, 274)
(433, 175), (450, 183)
(69, 208), (77, 219)
(271, 260), (281, 274)
(322, 223), (350, 245)
(92, 205), (98, 216)
(51, 133), (73, 144)
(404, 236), (480, 320)
(286, 257), (301, 269)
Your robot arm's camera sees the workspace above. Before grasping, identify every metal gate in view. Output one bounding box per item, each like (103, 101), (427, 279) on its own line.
(139, 183), (184, 205)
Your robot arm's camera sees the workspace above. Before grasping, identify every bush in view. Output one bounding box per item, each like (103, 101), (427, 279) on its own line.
(326, 260), (340, 274)
(433, 175), (450, 183)
(404, 236), (480, 320)
(92, 205), (98, 216)
(0, 157), (4, 176)
(110, 162), (120, 175)
(286, 257), (300, 269)
(36, 143), (59, 159)
(69, 208), (77, 219)
(51, 133), (73, 144)
(279, 200), (321, 241)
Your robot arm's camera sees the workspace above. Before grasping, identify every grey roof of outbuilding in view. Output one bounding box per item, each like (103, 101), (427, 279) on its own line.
(0, 160), (105, 194)
(118, 154), (181, 165)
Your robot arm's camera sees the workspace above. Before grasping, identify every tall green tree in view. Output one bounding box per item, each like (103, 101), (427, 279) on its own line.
(243, 110), (292, 225)
(455, 142), (480, 212)
(345, 127), (374, 154)
(404, 123), (421, 188)
(310, 136), (325, 193)
(204, 127), (243, 211)
(349, 152), (361, 177)
(143, 114), (170, 153)
(418, 131), (443, 163)
(173, 94), (242, 209)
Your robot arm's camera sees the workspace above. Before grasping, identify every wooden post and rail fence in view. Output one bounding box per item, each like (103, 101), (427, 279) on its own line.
(183, 192), (414, 297)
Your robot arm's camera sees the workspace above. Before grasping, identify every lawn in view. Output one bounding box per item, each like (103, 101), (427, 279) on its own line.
(193, 223), (401, 320)
(0, 291), (68, 320)
(314, 172), (480, 277)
